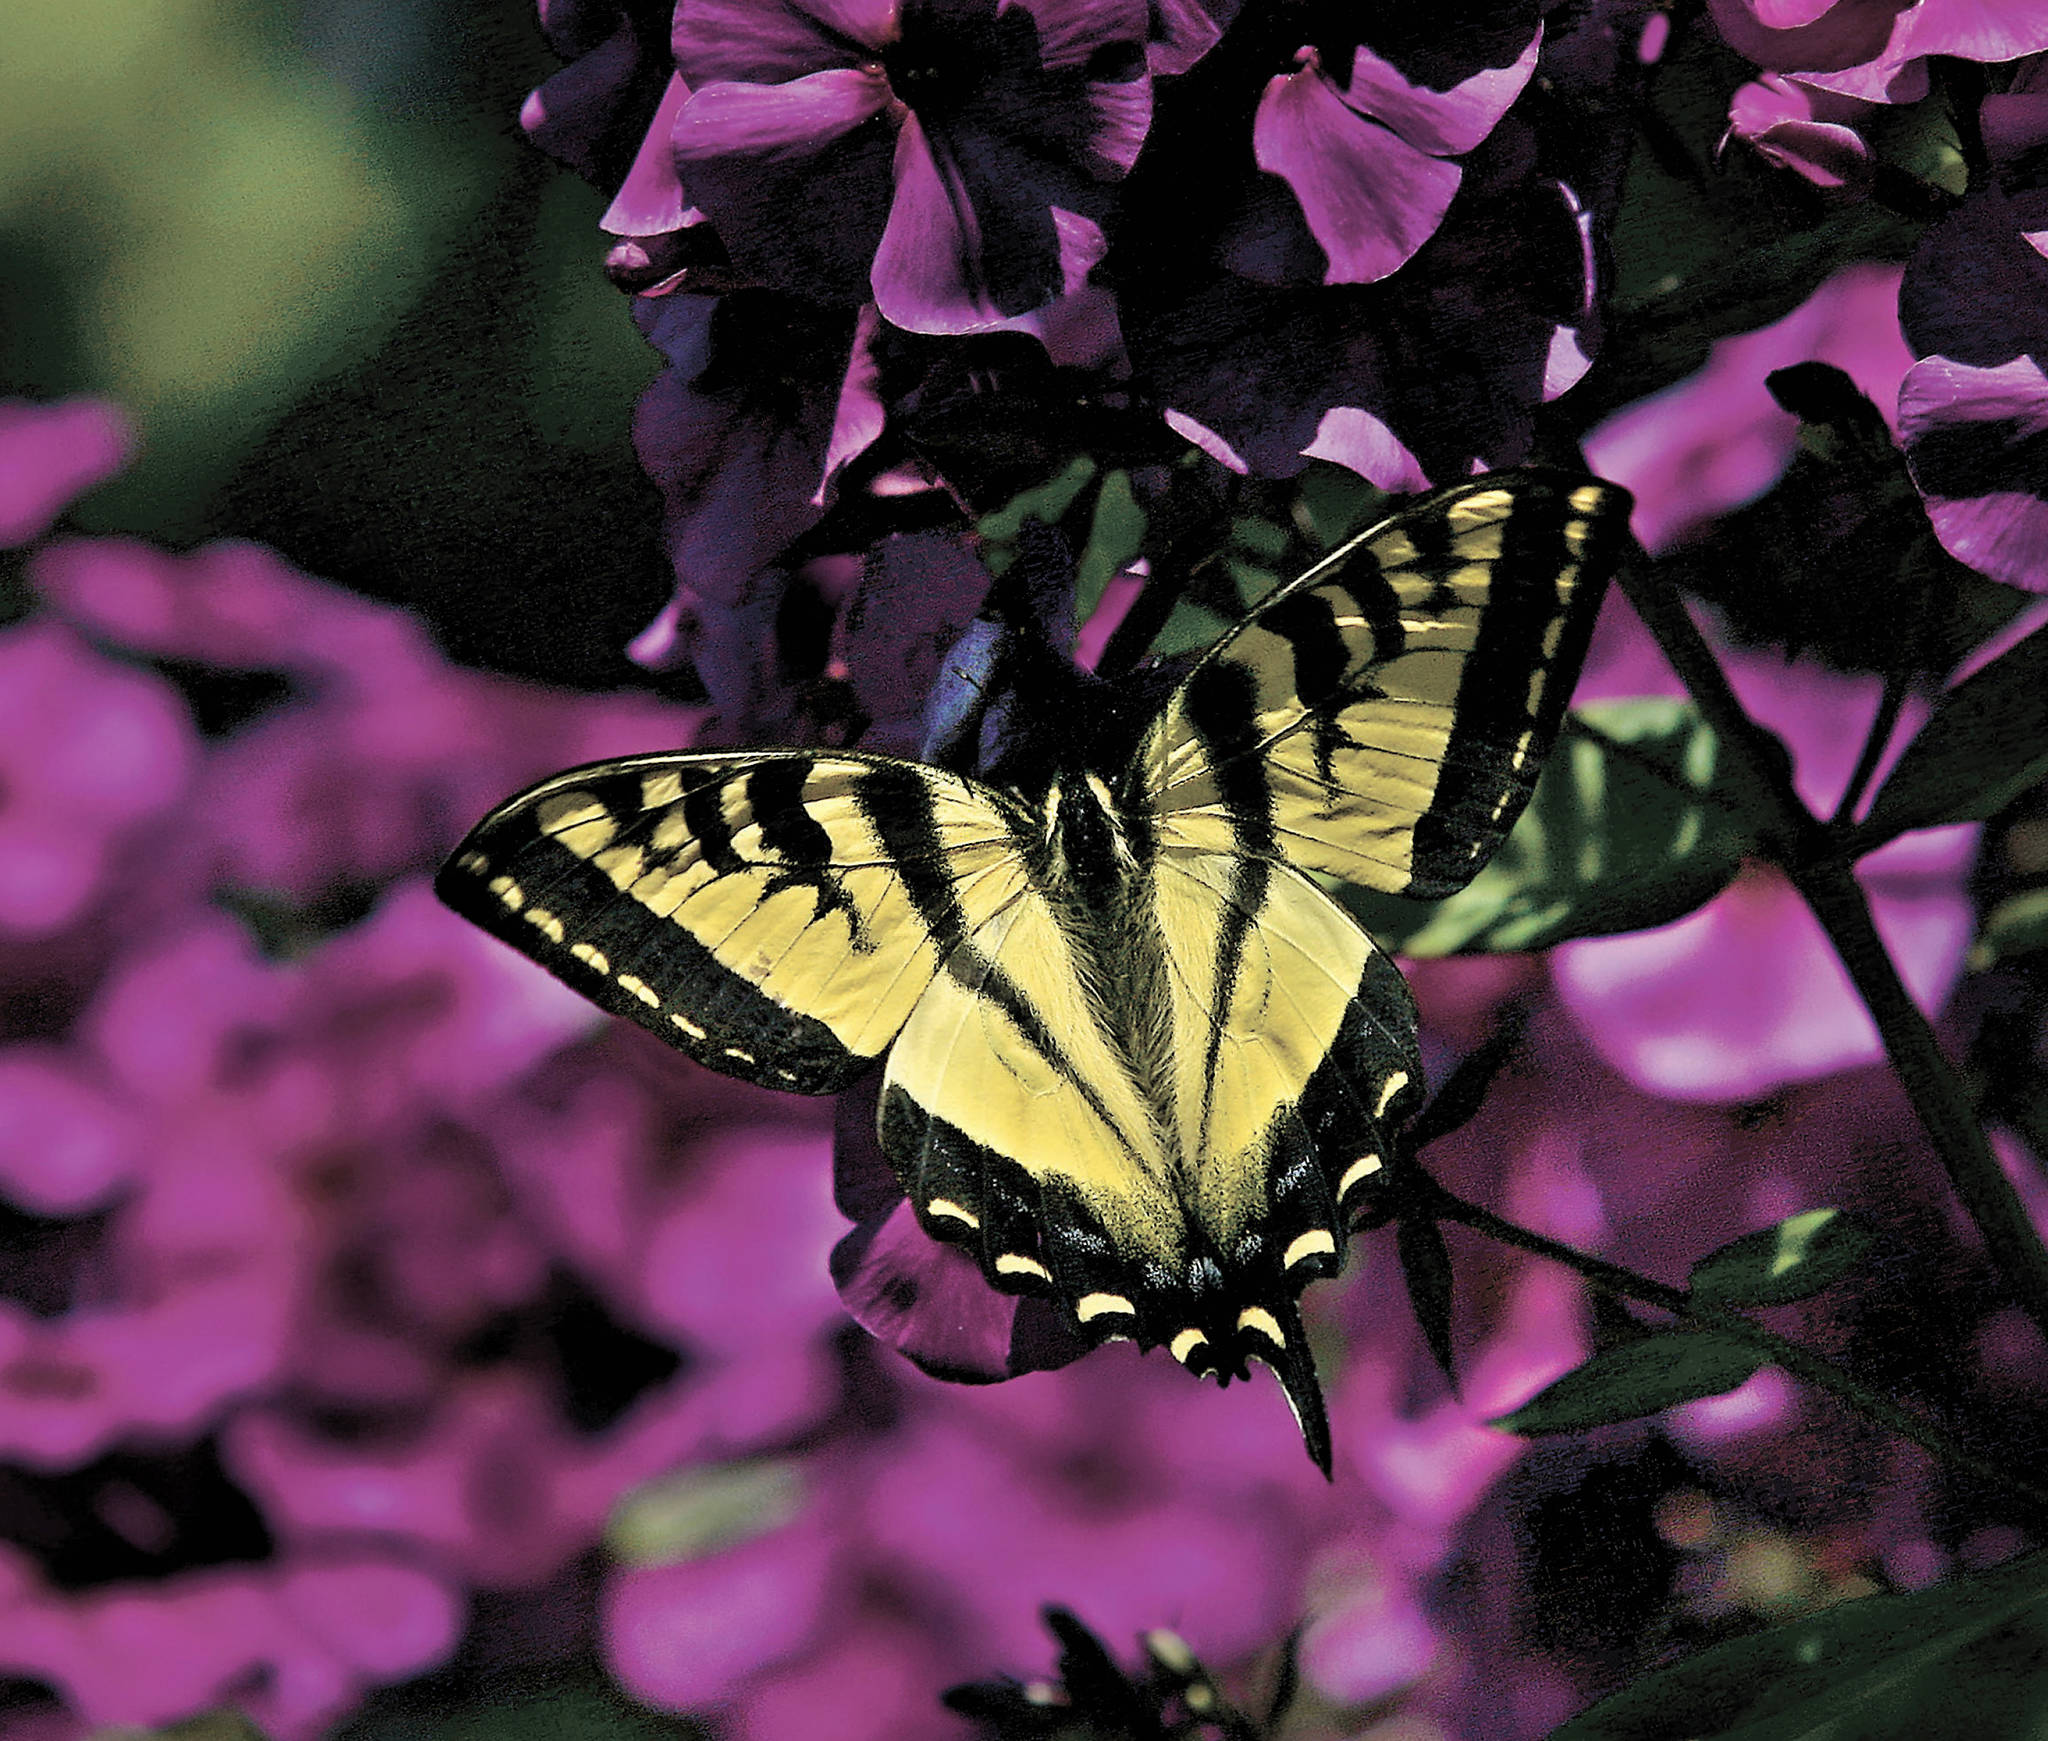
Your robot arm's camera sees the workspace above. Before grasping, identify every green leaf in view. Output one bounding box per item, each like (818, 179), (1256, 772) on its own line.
(974, 455), (1098, 573)
(1494, 1331), (1764, 1435)
(1549, 1552), (2048, 1740)
(1862, 624), (2048, 844)
(1971, 887), (2048, 972)
(1688, 1209), (1875, 1309)
(1340, 698), (1767, 957)
(1072, 468), (1146, 608)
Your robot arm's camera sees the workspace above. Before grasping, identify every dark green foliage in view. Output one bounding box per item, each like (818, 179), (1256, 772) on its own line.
(1687, 1210), (1876, 1310)
(1495, 1333), (1766, 1436)
(1550, 1553), (2048, 1740)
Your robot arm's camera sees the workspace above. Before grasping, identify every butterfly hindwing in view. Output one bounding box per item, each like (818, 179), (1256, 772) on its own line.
(436, 751), (1033, 1093)
(1138, 472), (1631, 898)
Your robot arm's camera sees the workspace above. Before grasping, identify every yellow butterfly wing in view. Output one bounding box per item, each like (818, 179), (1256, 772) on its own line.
(436, 751), (1032, 1093)
(1138, 471), (1632, 897)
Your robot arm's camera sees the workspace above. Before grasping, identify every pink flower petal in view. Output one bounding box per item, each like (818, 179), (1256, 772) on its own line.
(675, 69), (892, 161)
(0, 400), (130, 548)
(1337, 27), (1541, 157)
(1300, 405), (1430, 490)
(1585, 262), (1910, 552)
(605, 1515), (839, 1711)
(1253, 66), (1463, 286)
(675, 0), (897, 84)
(602, 74), (703, 237)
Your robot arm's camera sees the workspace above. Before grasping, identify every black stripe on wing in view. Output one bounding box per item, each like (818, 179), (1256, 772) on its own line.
(436, 752), (1025, 1095)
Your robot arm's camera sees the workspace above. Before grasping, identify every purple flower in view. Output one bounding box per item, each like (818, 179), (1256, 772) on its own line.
(1896, 63), (2048, 589)
(1244, 19), (1542, 289)
(667, 0), (1152, 332)
(1710, 0), (2048, 102)
(1584, 260), (1912, 553)
(33, 534), (703, 896)
(0, 1547), (460, 1740)
(1137, 172), (1599, 488)
(0, 400), (129, 549)
(1124, 1), (1647, 488)
(606, 1497), (843, 1711)
(0, 624), (197, 939)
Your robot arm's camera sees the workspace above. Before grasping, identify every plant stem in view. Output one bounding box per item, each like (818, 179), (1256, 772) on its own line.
(1833, 666), (1910, 827)
(1425, 1180), (2048, 1520)
(1619, 558), (2048, 1340)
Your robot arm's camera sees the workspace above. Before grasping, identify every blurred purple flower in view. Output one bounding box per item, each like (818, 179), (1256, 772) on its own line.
(1244, 18), (1542, 289)
(607, 1494), (843, 1710)
(1896, 64), (2048, 590)
(0, 400), (129, 549)
(1585, 260), (1912, 552)
(0, 1546), (460, 1740)
(667, 0), (1151, 332)
(33, 534), (699, 898)
(0, 623), (197, 938)
(1552, 599), (1975, 1102)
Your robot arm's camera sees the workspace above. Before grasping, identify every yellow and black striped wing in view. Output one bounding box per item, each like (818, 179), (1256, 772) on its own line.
(435, 751), (1033, 1094)
(1137, 471), (1632, 898)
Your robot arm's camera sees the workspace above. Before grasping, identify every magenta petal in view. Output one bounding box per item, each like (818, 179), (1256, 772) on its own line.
(1008, 0), (1149, 72)
(602, 74), (700, 236)
(1893, 0), (2048, 68)
(0, 1053), (135, 1217)
(816, 303), (887, 504)
(605, 1515), (839, 1711)
(830, 1199), (1024, 1382)
(1901, 354), (2048, 590)
(1300, 405), (1430, 490)
(1705, 0), (1908, 74)
(0, 400), (130, 549)
(673, 0), (895, 85)
(1255, 69), (1463, 286)
(1748, 114), (1874, 184)
(1584, 261), (1909, 553)
(674, 69), (891, 160)
(1338, 28), (1541, 157)
(1752, 0), (1849, 25)
(871, 114), (1035, 331)
(1553, 844), (1975, 1102)
(1148, 0), (1241, 74)
(1164, 409), (1251, 472)
(1728, 75), (1875, 186)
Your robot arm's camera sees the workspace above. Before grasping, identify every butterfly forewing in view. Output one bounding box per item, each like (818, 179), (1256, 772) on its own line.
(436, 751), (1032, 1093)
(1140, 473), (1631, 899)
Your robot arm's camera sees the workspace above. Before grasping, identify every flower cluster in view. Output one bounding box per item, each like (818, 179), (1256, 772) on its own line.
(1710, 17), (2048, 590)
(520, 0), (1661, 730)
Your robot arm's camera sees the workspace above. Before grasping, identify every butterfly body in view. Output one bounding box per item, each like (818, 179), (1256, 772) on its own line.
(438, 471), (1632, 1471)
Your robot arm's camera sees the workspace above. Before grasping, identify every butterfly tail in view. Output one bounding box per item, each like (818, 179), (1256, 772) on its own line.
(1257, 1301), (1333, 1479)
